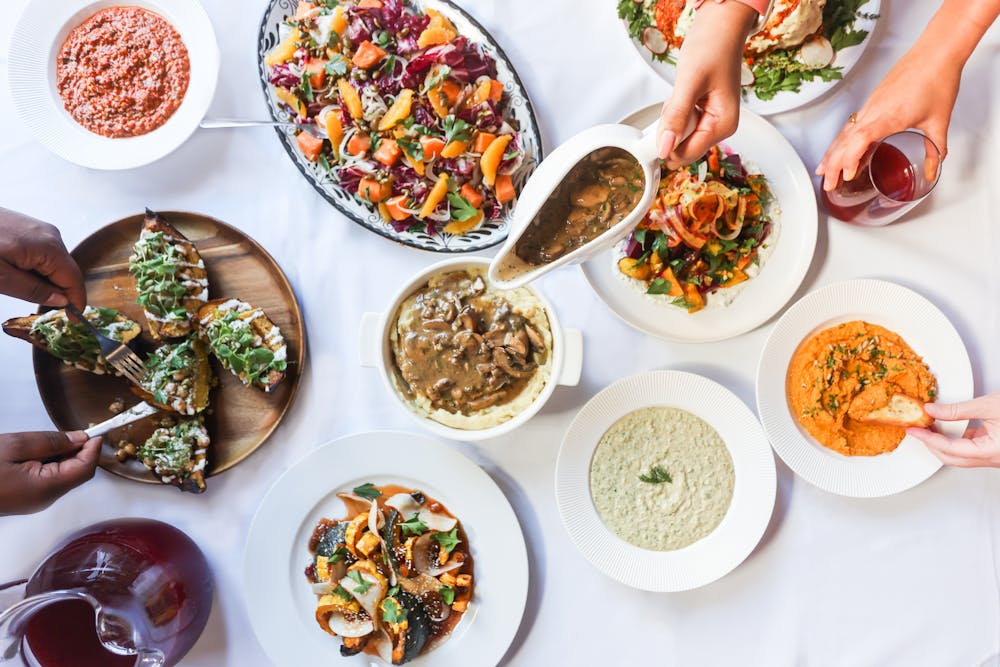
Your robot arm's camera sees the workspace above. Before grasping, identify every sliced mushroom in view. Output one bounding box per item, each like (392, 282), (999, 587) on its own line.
(466, 392), (505, 411)
(493, 348), (533, 378)
(524, 324), (545, 352)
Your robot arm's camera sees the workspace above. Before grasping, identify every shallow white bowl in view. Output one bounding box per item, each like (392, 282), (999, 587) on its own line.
(555, 370), (776, 592)
(756, 279), (973, 498)
(360, 257), (582, 442)
(8, 0), (219, 170)
(244, 431), (528, 667)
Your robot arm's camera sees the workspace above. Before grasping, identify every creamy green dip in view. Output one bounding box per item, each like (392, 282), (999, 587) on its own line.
(590, 406), (735, 551)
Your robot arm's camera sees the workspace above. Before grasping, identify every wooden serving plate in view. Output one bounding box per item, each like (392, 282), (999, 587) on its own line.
(32, 211), (305, 486)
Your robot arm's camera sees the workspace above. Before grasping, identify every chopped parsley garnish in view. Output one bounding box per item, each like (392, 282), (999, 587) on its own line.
(352, 482), (382, 500)
(381, 597), (408, 624)
(348, 569), (373, 594)
(447, 193), (478, 221)
(441, 116), (472, 145)
(422, 65), (452, 94)
(325, 53), (350, 78)
(333, 584), (353, 601)
(646, 277), (674, 296)
(638, 464), (672, 485)
(439, 585), (456, 605)
(400, 513), (427, 536)
(432, 528), (461, 554)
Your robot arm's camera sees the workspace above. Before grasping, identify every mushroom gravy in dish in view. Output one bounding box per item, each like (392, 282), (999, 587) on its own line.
(390, 268), (553, 430)
(498, 147), (645, 280)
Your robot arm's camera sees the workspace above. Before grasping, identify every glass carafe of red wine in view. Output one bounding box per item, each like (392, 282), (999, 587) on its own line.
(0, 519), (213, 667)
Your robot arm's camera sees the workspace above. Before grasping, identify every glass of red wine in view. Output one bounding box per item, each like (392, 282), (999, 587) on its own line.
(0, 519), (213, 667)
(821, 130), (941, 226)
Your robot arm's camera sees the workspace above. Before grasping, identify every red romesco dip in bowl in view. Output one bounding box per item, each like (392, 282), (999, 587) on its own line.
(57, 6), (190, 138)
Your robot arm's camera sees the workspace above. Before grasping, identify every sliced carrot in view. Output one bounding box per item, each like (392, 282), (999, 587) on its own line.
(346, 133), (371, 156)
(332, 5), (348, 34)
(294, 1), (316, 19)
(420, 136), (445, 159)
(296, 131), (324, 162)
(440, 140), (468, 159)
(494, 174), (516, 204)
(358, 177), (391, 203)
(443, 209), (484, 235)
(305, 58), (328, 89)
(373, 138), (402, 167)
(480, 134), (512, 187)
(384, 195), (412, 221)
(471, 132), (496, 154)
(352, 40), (387, 69)
(418, 27), (457, 49)
(266, 28), (300, 67)
(275, 86), (307, 118)
(323, 111), (343, 156)
(488, 79), (504, 102)
(419, 173), (449, 218)
(337, 78), (363, 119)
(460, 183), (484, 208)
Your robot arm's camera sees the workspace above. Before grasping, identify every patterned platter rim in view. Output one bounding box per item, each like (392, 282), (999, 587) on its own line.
(256, 0), (544, 253)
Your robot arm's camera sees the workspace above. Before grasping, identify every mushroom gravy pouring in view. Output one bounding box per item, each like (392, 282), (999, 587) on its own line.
(496, 147), (646, 282)
(390, 267), (553, 430)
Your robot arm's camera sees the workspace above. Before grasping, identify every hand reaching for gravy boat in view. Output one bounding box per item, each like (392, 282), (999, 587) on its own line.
(908, 393), (1000, 468)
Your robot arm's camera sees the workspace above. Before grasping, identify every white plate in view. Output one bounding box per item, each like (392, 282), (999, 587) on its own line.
(244, 431), (528, 667)
(581, 104), (817, 343)
(756, 279), (973, 498)
(8, 0), (219, 170)
(619, 0), (880, 115)
(555, 371), (776, 592)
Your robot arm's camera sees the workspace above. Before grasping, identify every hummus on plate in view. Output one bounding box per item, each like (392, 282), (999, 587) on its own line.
(590, 406), (734, 551)
(786, 321), (938, 457)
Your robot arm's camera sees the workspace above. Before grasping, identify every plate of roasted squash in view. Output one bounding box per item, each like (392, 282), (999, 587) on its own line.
(257, 0), (542, 252)
(3, 210), (305, 492)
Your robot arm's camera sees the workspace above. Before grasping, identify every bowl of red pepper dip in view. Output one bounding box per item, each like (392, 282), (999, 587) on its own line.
(8, 0), (218, 169)
(56, 6), (191, 138)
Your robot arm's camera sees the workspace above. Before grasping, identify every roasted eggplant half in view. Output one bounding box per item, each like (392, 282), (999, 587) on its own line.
(136, 416), (210, 493)
(132, 337), (214, 415)
(129, 209), (208, 339)
(197, 298), (287, 392)
(2, 307), (140, 374)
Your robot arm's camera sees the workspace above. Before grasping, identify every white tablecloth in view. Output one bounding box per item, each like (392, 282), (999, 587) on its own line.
(2, 1), (999, 665)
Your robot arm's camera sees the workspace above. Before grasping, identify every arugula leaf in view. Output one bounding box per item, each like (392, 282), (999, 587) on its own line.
(447, 193), (478, 221)
(441, 116), (472, 145)
(439, 585), (456, 605)
(348, 569), (373, 594)
(638, 464), (672, 484)
(325, 53), (350, 78)
(400, 513), (427, 536)
(381, 597), (408, 624)
(432, 527), (461, 554)
(352, 482), (382, 500)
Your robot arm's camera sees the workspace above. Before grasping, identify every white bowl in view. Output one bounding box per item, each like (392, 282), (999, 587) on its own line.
(360, 257), (583, 442)
(8, 0), (219, 170)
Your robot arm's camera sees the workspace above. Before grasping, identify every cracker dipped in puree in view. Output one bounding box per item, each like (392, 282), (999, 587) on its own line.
(787, 321), (938, 457)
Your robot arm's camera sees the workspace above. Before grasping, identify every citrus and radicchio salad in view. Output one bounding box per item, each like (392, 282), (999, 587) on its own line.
(616, 145), (775, 313)
(265, 0), (527, 237)
(305, 482), (473, 664)
(619, 0), (877, 102)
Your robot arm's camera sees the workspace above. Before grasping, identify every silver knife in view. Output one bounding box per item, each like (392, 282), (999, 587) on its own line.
(85, 401), (161, 438)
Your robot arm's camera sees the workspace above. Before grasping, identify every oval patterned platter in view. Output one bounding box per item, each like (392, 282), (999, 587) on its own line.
(257, 0), (543, 252)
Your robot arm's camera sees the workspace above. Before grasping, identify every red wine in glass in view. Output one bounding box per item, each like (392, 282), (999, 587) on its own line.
(822, 130), (940, 226)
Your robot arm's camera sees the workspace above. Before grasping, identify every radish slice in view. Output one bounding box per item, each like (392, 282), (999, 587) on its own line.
(798, 36), (834, 68)
(740, 61), (755, 87)
(642, 27), (669, 55)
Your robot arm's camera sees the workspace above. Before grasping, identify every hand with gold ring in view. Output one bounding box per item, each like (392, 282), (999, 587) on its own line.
(816, 0), (998, 192)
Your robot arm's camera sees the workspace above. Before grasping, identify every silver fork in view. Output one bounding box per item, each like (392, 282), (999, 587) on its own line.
(65, 305), (147, 386)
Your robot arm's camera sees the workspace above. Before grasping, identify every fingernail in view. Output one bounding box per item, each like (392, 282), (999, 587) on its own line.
(44, 293), (68, 307)
(66, 431), (88, 445)
(657, 130), (676, 160)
